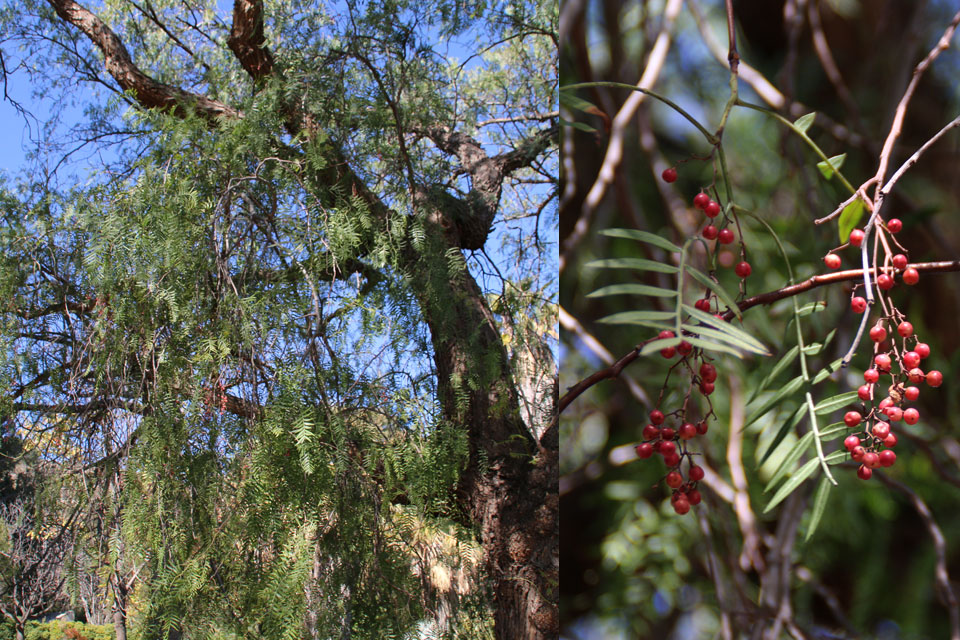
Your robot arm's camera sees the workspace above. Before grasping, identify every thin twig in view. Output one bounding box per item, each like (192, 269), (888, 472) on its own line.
(562, 0), (684, 272)
(876, 473), (960, 640)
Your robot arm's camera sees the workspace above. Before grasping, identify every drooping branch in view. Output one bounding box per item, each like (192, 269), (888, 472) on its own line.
(560, 260), (960, 414)
(45, 0), (241, 122)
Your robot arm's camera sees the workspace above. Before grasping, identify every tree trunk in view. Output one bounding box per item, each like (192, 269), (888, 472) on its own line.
(407, 229), (559, 638)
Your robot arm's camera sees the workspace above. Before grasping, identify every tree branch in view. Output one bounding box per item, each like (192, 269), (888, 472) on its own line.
(227, 0), (275, 82)
(560, 260), (960, 414)
(45, 0), (241, 121)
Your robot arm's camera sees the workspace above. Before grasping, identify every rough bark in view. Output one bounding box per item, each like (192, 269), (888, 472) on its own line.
(41, 1), (559, 635)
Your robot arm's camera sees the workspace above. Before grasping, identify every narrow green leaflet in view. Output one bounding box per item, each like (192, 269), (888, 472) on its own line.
(638, 337), (682, 356)
(596, 311), (675, 331)
(838, 197), (866, 244)
(758, 403), (808, 465)
(764, 431), (814, 493)
(811, 358), (844, 384)
(817, 153), (847, 180)
(764, 450), (846, 513)
(559, 91), (600, 114)
(793, 112), (816, 133)
(750, 345), (799, 403)
(560, 118), (597, 133)
(686, 265), (742, 319)
(600, 228), (682, 253)
(795, 301), (827, 317)
(682, 324), (766, 356)
(585, 258), (679, 274)
(817, 422), (849, 441)
(682, 336), (744, 358)
(745, 374), (805, 427)
(587, 283), (678, 298)
(813, 390), (860, 415)
(683, 305), (768, 354)
(805, 476), (833, 542)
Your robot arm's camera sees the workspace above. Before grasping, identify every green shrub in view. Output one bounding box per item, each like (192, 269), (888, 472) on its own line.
(20, 621), (113, 640)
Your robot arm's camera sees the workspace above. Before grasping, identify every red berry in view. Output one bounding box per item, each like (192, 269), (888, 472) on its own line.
(915, 343), (931, 359)
(686, 489), (702, 505)
(702, 224), (718, 240)
(662, 167), (678, 183)
(673, 497), (691, 514)
(679, 423), (698, 440)
(908, 368), (925, 384)
(863, 452), (880, 469)
(878, 397), (894, 411)
(844, 435), (861, 451)
(869, 325), (887, 342)
(661, 427), (676, 441)
(718, 228), (734, 244)
(864, 369), (880, 383)
(905, 386), (920, 401)
(704, 201), (721, 218)
(903, 268), (919, 285)
(636, 442), (654, 458)
(659, 330), (675, 340)
(734, 261), (752, 278)
(886, 218), (902, 233)
(650, 410), (665, 425)
(903, 408), (920, 425)
(661, 347), (676, 359)
(851, 446), (866, 462)
(879, 450), (897, 467)
(858, 465), (873, 480)
(824, 254), (841, 269)
(858, 385), (873, 401)
(877, 274), (894, 290)
(663, 452), (681, 467)
(666, 471), (684, 488)
(872, 421), (891, 439)
(700, 363), (718, 383)
(699, 381), (715, 395)
(693, 192), (711, 209)
(696, 421), (709, 435)
(694, 297), (711, 311)
(892, 254), (908, 270)
(660, 441), (676, 456)
(849, 229), (865, 247)
(689, 465), (705, 482)
(643, 424), (660, 440)
(884, 433), (898, 448)
(874, 353), (891, 371)
(677, 340), (693, 356)
(897, 321), (914, 337)
(903, 351), (920, 369)
(844, 411), (862, 427)
(926, 370), (943, 387)
(851, 297), (867, 313)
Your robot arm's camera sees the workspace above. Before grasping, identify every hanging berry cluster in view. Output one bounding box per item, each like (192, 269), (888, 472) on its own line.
(827, 218), (941, 480)
(632, 167), (753, 515)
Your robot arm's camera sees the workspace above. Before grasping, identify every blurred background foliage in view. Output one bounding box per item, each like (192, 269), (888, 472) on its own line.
(560, 0), (960, 638)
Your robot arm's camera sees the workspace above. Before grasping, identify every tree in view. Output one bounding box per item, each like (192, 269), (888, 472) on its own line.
(0, 0), (558, 637)
(0, 496), (73, 640)
(561, 1), (960, 637)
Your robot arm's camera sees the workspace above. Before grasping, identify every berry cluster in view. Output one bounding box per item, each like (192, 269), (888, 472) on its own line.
(635, 357), (718, 515)
(843, 315), (941, 479)
(827, 218), (940, 479)
(662, 166), (751, 280)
